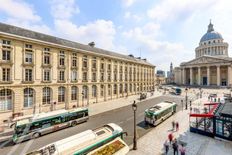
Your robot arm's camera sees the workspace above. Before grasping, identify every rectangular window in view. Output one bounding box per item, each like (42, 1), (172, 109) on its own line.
(59, 51), (65, 66)
(25, 52), (33, 63)
(108, 64), (111, 70)
(114, 73), (117, 81)
(83, 72), (87, 81)
(2, 50), (10, 61)
(2, 40), (11, 49)
(108, 73), (111, 81)
(92, 72), (96, 82)
(100, 72), (104, 81)
(43, 69), (50, 81)
(92, 57), (96, 69)
(43, 48), (50, 65)
(71, 70), (77, 81)
(25, 44), (32, 49)
(72, 53), (77, 67)
(101, 63), (104, 69)
(83, 56), (88, 68)
(25, 69), (33, 81)
(2, 68), (10, 81)
(59, 70), (65, 81)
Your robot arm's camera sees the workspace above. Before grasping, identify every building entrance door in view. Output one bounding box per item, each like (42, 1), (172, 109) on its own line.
(203, 77), (207, 85)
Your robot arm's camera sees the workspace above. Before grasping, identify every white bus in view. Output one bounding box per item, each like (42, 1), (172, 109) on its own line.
(144, 101), (177, 126)
(13, 107), (89, 143)
(25, 123), (129, 155)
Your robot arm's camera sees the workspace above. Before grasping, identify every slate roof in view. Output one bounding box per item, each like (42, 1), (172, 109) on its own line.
(0, 22), (154, 66)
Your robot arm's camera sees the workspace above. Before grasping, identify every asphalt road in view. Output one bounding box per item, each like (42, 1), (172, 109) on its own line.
(0, 95), (185, 155)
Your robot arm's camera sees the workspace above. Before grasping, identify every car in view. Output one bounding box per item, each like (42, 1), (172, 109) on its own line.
(140, 93), (147, 100)
(208, 93), (217, 98)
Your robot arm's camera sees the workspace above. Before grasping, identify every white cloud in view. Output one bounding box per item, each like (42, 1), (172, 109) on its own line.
(147, 0), (217, 22)
(124, 11), (141, 22)
(50, 0), (80, 19)
(0, 0), (41, 22)
(54, 19), (116, 50)
(123, 22), (191, 70)
(122, 0), (137, 7)
(0, 0), (51, 34)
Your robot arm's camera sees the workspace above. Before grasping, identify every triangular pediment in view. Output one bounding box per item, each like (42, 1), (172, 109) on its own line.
(182, 56), (232, 66)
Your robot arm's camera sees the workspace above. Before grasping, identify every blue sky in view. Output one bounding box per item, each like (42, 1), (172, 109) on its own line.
(1, 0), (232, 72)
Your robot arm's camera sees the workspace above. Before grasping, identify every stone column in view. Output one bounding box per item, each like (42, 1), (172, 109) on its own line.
(190, 67), (193, 85)
(228, 66), (231, 86)
(182, 68), (186, 85)
(207, 66), (210, 86)
(198, 67), (201, 85)
(217, 65), (220, 86)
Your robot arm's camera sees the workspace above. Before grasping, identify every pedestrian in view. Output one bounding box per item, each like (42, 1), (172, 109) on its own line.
(172, 121), (175, 131)
(168, 133), (173, 144)
(172, 139), (179, 155)
(176, 122), (179, 131)
(179, 143), (186, 155)
(163, 140), (169, 155)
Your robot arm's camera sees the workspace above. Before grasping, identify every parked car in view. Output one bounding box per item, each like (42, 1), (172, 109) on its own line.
(208, 93), (217, 98)
(140, 93), (147, 100)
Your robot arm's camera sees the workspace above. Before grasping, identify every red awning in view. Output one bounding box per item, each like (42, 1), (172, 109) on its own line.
(190, 103), (219, 118)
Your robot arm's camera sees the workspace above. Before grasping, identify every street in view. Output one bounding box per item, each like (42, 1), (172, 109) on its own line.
(0, 95), (184, 155)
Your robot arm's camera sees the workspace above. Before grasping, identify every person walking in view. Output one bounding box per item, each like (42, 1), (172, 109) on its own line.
(172, 139), (179, 155)
(176, 122), (179, 131)
(168, 133), (173, 144)
(163, 140), (169, 155)
(179, 143), (186, 155)
(172, 121), (175, 131)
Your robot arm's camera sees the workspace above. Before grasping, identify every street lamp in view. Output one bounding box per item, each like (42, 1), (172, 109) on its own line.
(82, 91), (84, 107)
(132, 100), (137, 150)
(181, 100), (183, 111)
(185, 88), (188, 110)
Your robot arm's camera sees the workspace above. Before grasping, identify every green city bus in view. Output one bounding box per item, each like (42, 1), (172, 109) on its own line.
(13, 107), (89, 143)
(144, 101), (177, 126)
(25, 123), (129, 155)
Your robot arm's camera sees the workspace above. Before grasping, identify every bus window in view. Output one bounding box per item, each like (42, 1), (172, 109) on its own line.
(41, 119), (52, 128)
(51, 117), (61, 125)
(16, 125), (27, 135)
(30, 122), (42, 131)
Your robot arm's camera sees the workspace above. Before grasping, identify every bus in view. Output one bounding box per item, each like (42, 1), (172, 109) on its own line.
(25, 123), (129, 155)
(170, 87), (182, 95)
(13, 107), (89, 143)
(144, 101), (177, 126)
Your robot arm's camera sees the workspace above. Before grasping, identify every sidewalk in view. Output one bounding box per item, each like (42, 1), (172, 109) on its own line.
(89, 91), (162, 116)
(127, 96), (232, 155)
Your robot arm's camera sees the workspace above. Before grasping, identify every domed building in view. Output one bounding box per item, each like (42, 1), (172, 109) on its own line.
(175, 21), (232, 86)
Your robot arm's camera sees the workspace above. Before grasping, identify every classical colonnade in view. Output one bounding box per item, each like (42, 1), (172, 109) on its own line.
(181, 65), (232, 86)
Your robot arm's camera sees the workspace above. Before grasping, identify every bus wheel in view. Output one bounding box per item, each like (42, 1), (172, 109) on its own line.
(32, 132), (41, 139)
(71, 121), (77, 127)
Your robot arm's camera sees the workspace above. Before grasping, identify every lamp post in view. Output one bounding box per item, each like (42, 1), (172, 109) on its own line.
(132, 100), (137, 150)
(181, 99), (183, 111)
(185, 88), (188, 110)
(82, 91), (84, 107)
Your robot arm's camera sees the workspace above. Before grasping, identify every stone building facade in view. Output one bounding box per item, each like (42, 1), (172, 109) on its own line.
(175, 21), (232, 87)
(0, 23), (155, 123)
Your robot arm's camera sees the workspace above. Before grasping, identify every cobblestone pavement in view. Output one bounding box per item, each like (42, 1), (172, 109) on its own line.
(127, 95), (232, 155)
